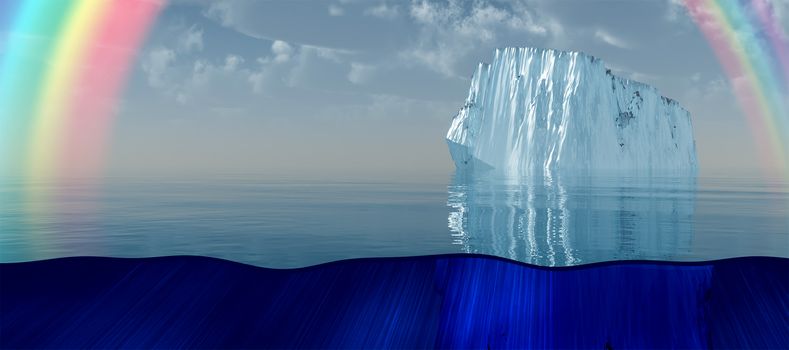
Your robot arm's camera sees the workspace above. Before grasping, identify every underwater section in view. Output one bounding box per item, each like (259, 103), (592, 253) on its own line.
(1, 255), (787, 349)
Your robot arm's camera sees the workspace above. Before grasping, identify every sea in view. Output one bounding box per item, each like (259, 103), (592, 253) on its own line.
(1, 173), (787, 267)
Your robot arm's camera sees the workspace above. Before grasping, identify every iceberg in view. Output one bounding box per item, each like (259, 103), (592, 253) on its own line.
(447, 47), (698, 177)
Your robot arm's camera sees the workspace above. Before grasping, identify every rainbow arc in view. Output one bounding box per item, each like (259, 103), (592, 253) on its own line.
(684, 0), (789, 177)
(0, 0), (164, 182)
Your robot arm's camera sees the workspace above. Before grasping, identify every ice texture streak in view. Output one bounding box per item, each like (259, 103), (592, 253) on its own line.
(447, 47), (698, 176)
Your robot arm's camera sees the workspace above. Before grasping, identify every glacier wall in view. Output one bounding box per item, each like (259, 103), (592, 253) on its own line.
(447, 47), (698, 177)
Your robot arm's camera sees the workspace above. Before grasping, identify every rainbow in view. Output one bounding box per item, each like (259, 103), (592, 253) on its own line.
(684, 0), (789, 178)
(0, 0), (164, 183)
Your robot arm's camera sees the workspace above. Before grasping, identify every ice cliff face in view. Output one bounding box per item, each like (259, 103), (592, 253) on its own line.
(447, 47), (698, 177)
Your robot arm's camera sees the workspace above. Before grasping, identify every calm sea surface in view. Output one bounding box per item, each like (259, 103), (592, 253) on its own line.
(1, 174), (787, 267)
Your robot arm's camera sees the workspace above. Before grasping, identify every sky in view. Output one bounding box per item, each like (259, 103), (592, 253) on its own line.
(82, 0), (789, 179)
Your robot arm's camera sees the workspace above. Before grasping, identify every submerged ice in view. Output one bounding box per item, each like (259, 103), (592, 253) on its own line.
(447, 47), (698, 177)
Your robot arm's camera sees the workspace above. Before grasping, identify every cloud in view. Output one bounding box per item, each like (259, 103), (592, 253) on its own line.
(400, 0), (555, 78)
(594, 28), (631, 49)
(703, 77), (728, 96)
(248, 61), (270, 93)
(143, 29), (359, 101)
(328, 4), (344, 16)
(271, 40), (294, 63)
(248, 48), (295, 94)
(141, 47), (176, 88)
(153, 1), (566, 112)
(223, 55), (245, 71)
(203, 1), (234, 27)
(141, 23), (210, 93)
(142, 26), (260, 106)
(249, 43), (353, 94)
(364, 3), (399, 19)
(348, 62), (376, 84)
(202, 0), (399, 51)
(685, 74), (730, 103)
(665, 0), (686, 22)
(176, 54), (250, 103)
(178, 25), (204, 53)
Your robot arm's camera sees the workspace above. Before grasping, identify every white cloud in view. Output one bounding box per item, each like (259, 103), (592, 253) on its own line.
(594, 28), (631, 49)
(271, 40), (294, 63)
(191, 60), (210, 86)
(401, 0), (555, 78)
(364, 3), (399, 19)
(157, 1), (562, 110)
(665, 0), (685, 22)
(141, 47), (176, 88)
(200, 0), (403, 53)
(141, 23), (208, 91)
(348, 62), (376, 84)
(246, 42), (357, 94)
(248, 69), (267, 93)
(409, 0), (458, 24)
(223, 55), (245, 71)
(177, 54), (252, 103)
(303, 44), (350, 62)
(248, 55), (287, 94)
(686, 75), (730, 102)
(178, 25), (204, 53)
(328, 4), (344, 16)
(204, 1), (234, 27)
(142, 50), (256, 105)
(142, 6), (371, 109)
(704, 77), (728, 96)
(140, 23), (216, 97)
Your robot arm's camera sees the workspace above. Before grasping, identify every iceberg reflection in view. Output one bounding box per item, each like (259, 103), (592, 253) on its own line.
(447, 172), (696, 266)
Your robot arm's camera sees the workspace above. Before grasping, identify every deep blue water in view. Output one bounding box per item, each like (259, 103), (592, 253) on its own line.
(2, 255), (787, 348)
(1, 174), (786, 267)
